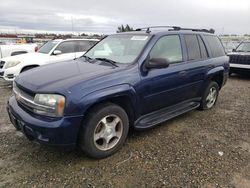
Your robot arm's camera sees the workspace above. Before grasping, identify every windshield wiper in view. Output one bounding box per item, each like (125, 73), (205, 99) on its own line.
(95, 58), (119, 67)
(81, 55), (93, 61)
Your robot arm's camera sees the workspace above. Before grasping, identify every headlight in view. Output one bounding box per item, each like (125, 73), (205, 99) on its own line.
(5, 61), (21, 69)
(34, 94), (65, 117)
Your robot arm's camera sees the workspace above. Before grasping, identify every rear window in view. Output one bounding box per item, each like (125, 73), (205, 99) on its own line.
(204, 35), (225, 57)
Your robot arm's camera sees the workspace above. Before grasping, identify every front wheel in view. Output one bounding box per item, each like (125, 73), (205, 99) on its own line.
(200, 81), (219, 110)
(79, 103), (129, 159)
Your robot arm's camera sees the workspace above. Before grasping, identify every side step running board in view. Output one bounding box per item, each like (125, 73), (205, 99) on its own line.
(134, 102), (200, 130)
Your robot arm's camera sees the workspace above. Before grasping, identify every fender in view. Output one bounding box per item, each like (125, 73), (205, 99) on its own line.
(76, 84), (138, 116)
(205, 66), (225, 79)
(20, 64), (40, 73)
(202, 66), (225, 92)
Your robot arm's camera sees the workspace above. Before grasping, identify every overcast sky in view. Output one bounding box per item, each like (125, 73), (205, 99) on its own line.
(0, 0), (249, 35)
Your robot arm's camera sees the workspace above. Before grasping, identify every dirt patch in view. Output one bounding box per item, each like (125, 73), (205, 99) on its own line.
(0, 76), (250, 187)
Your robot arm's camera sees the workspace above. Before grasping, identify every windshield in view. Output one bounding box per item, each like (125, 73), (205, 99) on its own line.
(85, 34), (151, 64)
(236, 42), (250, 52)
(38, 41), (59, 54)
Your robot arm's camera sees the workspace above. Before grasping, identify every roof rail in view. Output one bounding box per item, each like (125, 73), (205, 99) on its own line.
(172, 27), (211, 33)
(135, 26), (181, 33)
(135, 26), (212, 34)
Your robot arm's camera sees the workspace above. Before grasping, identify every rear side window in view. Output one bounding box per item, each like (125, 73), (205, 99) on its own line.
(76, 41), (98, 52)
(184, 35), (201, 61)
(56, 41), (76, 54)
(150, 35), (183, 64)
(204, 35), (225, 57)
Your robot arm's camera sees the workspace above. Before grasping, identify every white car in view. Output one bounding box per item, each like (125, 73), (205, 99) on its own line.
(0, 38), (99, 82)
(0, 43), (38, 58)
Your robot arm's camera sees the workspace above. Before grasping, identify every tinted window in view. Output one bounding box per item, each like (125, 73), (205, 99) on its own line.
(204, 35), (225, 57)
(184, 35), (201, 61)
(198, 36), (208, 58)
(150, 35), (183, 64)
(76, 41), (98, 52)
(56, 41), (76, 54)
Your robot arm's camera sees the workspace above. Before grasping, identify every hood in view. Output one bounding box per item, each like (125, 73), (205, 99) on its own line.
(1, 52), (50, 63)
(15, 59), (118, 93)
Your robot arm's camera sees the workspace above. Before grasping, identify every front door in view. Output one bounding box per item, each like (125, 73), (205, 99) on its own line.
(49, 41), (77, 63)
(139, 35), (191, 115)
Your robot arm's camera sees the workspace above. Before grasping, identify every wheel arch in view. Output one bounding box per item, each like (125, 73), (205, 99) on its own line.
(20, 64), (40, 73)
(11, 51), (28, 56)
(205, 66), (225, 89)
(79, 85), (138, 127)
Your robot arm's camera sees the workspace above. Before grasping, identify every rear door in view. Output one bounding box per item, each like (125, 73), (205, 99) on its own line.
(180, 34), (211, 99)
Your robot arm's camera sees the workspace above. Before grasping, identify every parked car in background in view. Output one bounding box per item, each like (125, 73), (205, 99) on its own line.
(0, 38), (99, 82)
(7, 27), (229, 158)
(221, 40), (239, 54)
(0, 43), (38, 58)
(228, 41), (250, 75)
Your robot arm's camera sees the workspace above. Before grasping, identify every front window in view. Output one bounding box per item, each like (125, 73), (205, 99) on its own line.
(150, 35), (183, 64)
(85, 34), (151, 64)
(236, 42), (250, 52)
(38, 41), (59, 54)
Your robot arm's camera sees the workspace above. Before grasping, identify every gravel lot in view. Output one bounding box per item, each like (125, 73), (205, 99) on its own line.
(0, 76), (250, 188)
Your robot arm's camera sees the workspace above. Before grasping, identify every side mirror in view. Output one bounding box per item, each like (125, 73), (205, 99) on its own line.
(53, 50), (62, 55)
(232, 49), (236, 52)
(146, 58), (170, 69)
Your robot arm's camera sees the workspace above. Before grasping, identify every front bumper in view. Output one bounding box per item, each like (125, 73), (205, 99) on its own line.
(230, 63), (250, 70)
(0, 67), (18, 82)
(7, 96), (83, 149)
(0, 69), (4, 77)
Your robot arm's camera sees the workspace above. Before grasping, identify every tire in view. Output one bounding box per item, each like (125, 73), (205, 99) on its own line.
(79, 103), (129, 159)
(200, 81), (219, 110)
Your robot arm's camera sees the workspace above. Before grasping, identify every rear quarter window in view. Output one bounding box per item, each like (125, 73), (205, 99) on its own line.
(204, 35), (225, 57)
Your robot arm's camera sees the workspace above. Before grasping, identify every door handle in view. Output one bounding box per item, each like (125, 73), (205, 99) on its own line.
(179, 71), (187, 75)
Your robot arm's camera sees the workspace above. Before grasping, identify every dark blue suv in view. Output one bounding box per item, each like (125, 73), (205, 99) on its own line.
(7, 27), (229, 158)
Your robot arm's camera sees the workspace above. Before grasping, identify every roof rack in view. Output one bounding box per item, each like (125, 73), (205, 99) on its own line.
(135, 26), (212, 34)
(135, 26), (180, 33)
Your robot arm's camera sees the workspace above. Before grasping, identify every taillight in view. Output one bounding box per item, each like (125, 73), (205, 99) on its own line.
(35, 46), (38, 52)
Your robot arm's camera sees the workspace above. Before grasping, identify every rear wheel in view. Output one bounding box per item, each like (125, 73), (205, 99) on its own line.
(79, 103), (129, 159)
(200, 81), (219, 110)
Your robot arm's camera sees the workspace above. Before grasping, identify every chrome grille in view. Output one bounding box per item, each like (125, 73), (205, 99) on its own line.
(13, 82), (55, 113)
(229, 55), (250, 65)
(13, 82), (35, 112)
